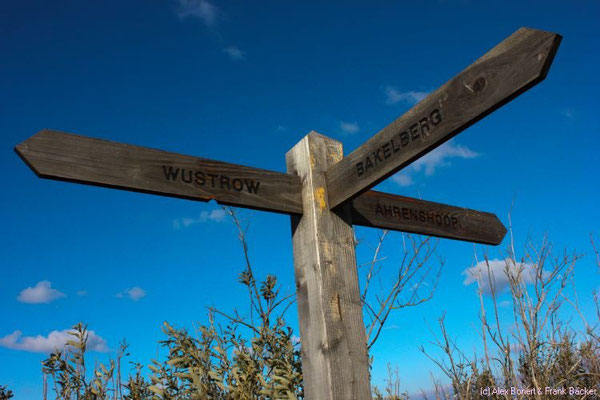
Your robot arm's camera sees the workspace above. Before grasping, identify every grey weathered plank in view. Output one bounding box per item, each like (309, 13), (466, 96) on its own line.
(351, 190), (506, 245)
(15, 129), (302, 214)
(326, 27), (562, 208)
(287, 132), (372, 399)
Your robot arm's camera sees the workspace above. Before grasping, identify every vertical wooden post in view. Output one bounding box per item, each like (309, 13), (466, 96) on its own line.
(286, 132), (372, 399)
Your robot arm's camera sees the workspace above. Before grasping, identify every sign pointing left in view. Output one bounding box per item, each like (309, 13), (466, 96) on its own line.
(15, 129), (303, 215)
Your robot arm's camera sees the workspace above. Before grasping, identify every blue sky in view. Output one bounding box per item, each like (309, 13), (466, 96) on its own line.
(1, 1), (599, 398)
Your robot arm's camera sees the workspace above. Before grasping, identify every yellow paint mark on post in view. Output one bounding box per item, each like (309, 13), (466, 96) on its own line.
(330, 292), (342, 321)
(328, 146), (343, 163)
(315, 187), (327, 211)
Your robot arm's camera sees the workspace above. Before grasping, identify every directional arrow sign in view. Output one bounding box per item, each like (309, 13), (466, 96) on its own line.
(15, 129), (303, 215)
(15, 129), (506, 246)
(350, 191), (506, 245)
(326, 27), (561, 208)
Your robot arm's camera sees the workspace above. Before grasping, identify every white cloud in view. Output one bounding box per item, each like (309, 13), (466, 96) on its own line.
(176, 0), (219, 26)
(411, 141), (479, 176)
(391, 173), (413, 187)
(76, 290), (87, 296)
(385, 86), (429, 105)
(116, 286), (147, 301)
(462, 258), (543, 294)
(391, 140), (479, 186)
(340, 121), (360, 135)
(173, 208), (227, 229)
(498, 300), (511, 308)
(561, 109), (575, 119)
(0, 329), (108, 353)
(17, 281), (65, 304)
(223, 46), (245, 60)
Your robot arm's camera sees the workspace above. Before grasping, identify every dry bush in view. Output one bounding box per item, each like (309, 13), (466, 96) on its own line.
(360, 231), (442, 350)
(0, 385), (14, 400)
(372, 364), (409, 400)
(420, 230), (600, 399)
(39, 208), (441, 399)
(35, 204), (600, 400)
(42, 208), (302, 400)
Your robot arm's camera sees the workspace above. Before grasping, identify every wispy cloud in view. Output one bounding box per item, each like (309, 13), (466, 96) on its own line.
(391, 173), (413, 187)
(17, 281), (65, 304)
(561, 109), (575, 119)
(340, 121), (360, 135)
(173, 209), (227, 229)
(223, 46), (245, 60)
(176, 0), (219, 26)
(384, 86), (429, 105)
(0, 329), (108, 353)
(462, 258), (545, 294)
(411, 141), (479, 176)
(391, 140), (479, 186)
(76, 290), (87, 296)
(498, 300), (511, 308)
(116, 286), (147, 301)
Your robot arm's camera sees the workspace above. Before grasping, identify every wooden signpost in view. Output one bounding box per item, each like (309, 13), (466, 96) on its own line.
(326, 28), (561, 208)
(351, 191), (506, 245)
(16, 27), (561, 400)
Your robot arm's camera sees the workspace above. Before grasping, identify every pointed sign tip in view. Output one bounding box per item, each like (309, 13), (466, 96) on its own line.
(538, 32), (562, 81)
(512, 27), (562, 82)
(14, 140), (43, 178)
(492, 215), (508, 246)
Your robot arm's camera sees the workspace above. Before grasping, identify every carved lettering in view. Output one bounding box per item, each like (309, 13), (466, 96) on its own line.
(356, 162), (364, 176)
(220, 175), (230, 190)
(419, 117), (430, 138)
(245, 179), (261, 194)
(354, 108), (443, 176)
(232, 178), (243, 191)
(399, 131), (409, 146)
(195, 171), (205, 185)
(374, 202), (458, 229)
(207, 173), (218, 187)
(181, 170), (193, 184)
(382, 142), (391, 159)
(163, 166), (179, 181)
(391, 136), (402, 153)
(161, 165), (261, 194)
(430, 109), (442, 125)
(410, 124), (420, 141)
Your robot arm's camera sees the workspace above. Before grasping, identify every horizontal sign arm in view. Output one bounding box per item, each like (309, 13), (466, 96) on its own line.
(15, 130), (507, 245)
(326, 27), (561, 208)
(15, 129), (303, 215)
(351, 190), (507, 245)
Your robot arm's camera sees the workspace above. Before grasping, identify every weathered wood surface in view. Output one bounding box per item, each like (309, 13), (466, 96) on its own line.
(326, 27), (562, 208)
(15, 129), (302, 214)
(287, 132), (371, 399)
(351, 190), (506, 245)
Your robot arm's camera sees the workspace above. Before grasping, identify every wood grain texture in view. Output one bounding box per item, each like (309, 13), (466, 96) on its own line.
(326, 27), (562, 208)
(352, 190), (506, 245)
(287, 132), (372, 399)
(15, 129), (302, 214)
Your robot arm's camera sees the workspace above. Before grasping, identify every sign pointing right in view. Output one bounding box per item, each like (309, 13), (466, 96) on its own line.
(326, 28), (561, 208)
(351, 191), (506, 245)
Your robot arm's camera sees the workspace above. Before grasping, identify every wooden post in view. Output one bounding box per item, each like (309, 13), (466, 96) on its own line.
(286, 132), (372, 399)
